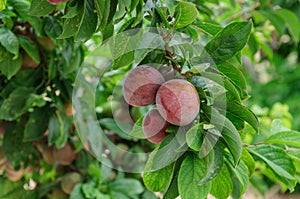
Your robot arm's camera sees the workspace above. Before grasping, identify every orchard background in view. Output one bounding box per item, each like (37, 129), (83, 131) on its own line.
(0, 0), (300, 199)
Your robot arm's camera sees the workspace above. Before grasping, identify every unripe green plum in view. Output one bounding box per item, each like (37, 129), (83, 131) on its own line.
(156, 79), (200, 126)
(142, 109), (169, 144)
(123, 65), (164, 106)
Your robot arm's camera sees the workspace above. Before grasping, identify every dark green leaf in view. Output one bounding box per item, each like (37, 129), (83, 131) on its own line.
(203, 22), (252, 65)
(186, 123), (204, 151)
(143, 149), (174, 192)
(18, 35), (40, 63)
(247, 145), (296, 180)
(0, 87), (35, 120)
(29, 0), (55, 16)
(43, 16), (63, 38)
(48, 111), (69, 148)
(3, 120), (35, 168)
(178, 154), (211, 199)
(0, 46), (22, 80)
(226, 158), (249, 197)
(199, 144), (224, 185)
(175, 1), (198, 29)
(23, 106), (51, 142)
(225, 101), (259, 132)
(99, 118), (132, 140)
(0, 27), (19, 57)
(210, 164), (233, 199)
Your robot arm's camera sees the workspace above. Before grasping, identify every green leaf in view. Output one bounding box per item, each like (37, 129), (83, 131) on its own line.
(59, 0), (97, 41)
(18, 35), (40, 63)
(43, 16), (63, 38)
(0, 28), (19, 57)
(186, 123), (204, 151)
(225, 101), (259, 132)
(48, 111), (69, 148)
(0, 87), (35, 120)
(199, 144), (224, 185)
(109, 179), (144, 195)
(0, 178), (37, 199)
(178, 154), (211, 199)
(129, 116), (146, 139)
(226, 158), (249, 197)
(0, 0), (6, 10)
(204, 107), (242, 165)
(203, 22), (252, 65)
(194, 21), (223, 36)
(23, 106), (51, 142)
(258, 10), (285, 36)
(247, 145), (296, 180)
(3, 120), (35, 168)
(99, 118), (132, 140)
(288, 150), (300, 162)
(70, 184), (85, 199)
(29, 0), (56, 16)
(143, 149), (174, 192)
(266, 131), (300, 147)
(241, 147), (255, 176)
(210, 164), (233, 199)
(175, 1), (198, 29)
(0, 46), (22, 80)
(275, 9), (300, 43)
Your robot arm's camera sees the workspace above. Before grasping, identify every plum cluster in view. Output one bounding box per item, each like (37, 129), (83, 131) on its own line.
(122, 65), (200, 144)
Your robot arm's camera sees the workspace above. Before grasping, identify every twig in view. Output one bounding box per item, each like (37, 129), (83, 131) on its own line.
(224, 2), (260, 23)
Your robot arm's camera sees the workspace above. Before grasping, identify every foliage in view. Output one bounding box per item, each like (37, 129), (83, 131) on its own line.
(0, 0), (299, 199)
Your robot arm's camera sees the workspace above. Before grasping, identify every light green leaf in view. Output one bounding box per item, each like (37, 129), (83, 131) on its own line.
(178, 154), (211, 199)
(99, 118), (132, 140)
(186, 123), (204, 151)
(210, 164), (233, 199)
(0, 46), (22, 80)
(258, 10), (285, 35)
(70, 184), (85, 199)
(266, 131), (300, 147)
(143, 149), (174, 192)
(247, 145), (296, 180)
(241, 147), (255, 176)
(275, 9), (300, 43)
(270, 119), (290, 135)
(204, 22), (252, 65)
(288, 150), (300, 162)
(18, 35), (40, 63)
(109, 179), (144, 195)
(194, 21), (223, 36)
(0, 178), (37, 199)
(175, 1), (198, 29)
(29, 0), (55, 16)
(129, 116), (146, 139)
(0, 0), (6, 10)
(0, 27), (19, 57)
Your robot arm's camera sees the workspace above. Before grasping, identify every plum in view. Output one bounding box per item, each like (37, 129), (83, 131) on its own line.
(47, 0), (69, 5)
(142, 109), (169, 144)
(156, 79), (200, 126)
(123, 65), (164, 106)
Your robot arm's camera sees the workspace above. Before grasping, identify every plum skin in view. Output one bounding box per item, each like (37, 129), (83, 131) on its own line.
(156, 79), (200, 126)
(123, 65), (165, 106)
(142, 109), (170, 144)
